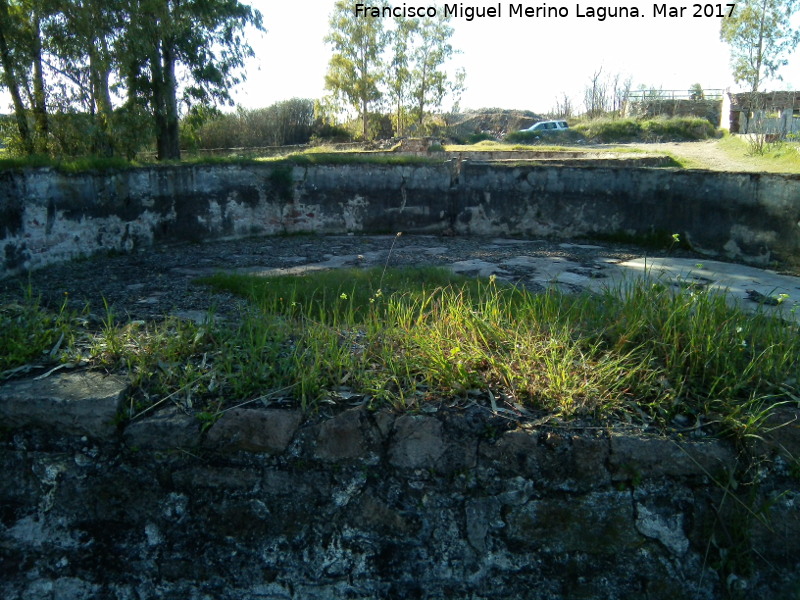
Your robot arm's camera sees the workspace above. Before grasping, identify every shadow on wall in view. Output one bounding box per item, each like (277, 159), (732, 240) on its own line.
(1, 162), (799, 279)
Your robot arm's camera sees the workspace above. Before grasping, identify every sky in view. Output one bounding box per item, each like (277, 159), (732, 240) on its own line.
(234, 0), (800, 115)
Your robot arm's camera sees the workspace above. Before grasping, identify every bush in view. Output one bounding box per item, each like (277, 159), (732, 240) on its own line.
(0, 106), (154, 159)
(187, 99), (317, 149)
(572, 118), (642, 142)
(641, 116), (717, 141)
(504, 129), (582, 144)
(465, 132), (496, 144)
(571, 116), (718, 143)
(310, 123), (352, 144)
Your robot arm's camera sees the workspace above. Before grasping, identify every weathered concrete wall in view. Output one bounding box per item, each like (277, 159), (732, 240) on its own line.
(1, 371), (799, 599)
(2, 162), (799, 279)
(454, 164), (800, 267)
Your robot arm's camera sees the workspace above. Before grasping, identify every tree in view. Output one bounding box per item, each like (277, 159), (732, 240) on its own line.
(583, 67), (609, 117)
(407, 11), (460, 129)
(0, 0), (51, 153)
(689, 83), (705, 100)
(0, 0), (33, 153)
(44, 0), (125, 155)
(324, 0), (388, 140)
(0, 0), (261, 159)
(121, 0), (263, 160)
(553, 92), (574, 118)
(388, 16), (415, 137)
(720, 0), (800, 93)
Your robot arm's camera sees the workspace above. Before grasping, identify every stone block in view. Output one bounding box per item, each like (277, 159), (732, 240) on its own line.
(389, 415), (445, 469)
(609, 433), (736, 482)
(171, 465), (261, 491)
(634, 503), (689, 556)
(204, 408), (302, 454)
(480, 428), (610, 491)
(505, 490), (641, 555)
(0, 371), (128, 440)
(123, 406), (202, 449)
(753, 405), (800, 464)
(355, 492), (414, 536)
(314, 407), (376, 462)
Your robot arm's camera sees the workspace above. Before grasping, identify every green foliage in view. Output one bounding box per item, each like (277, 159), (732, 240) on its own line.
(571, 117), (718, 143)
(575, 118), (642, 142)
(505, 129), (583, 144)
(0, 153), (136, 173)
(720, 0), (800, 92)
(5, 268), (797, 437)
(310, 122), (353, 144)
(186, 100), (317, 150)
(0, 0), (264, 160)
(0, 289), (73, 374)
(465, 133), (496, 144)
(324, 0), (389, 140)
(640, 116), (718, 141)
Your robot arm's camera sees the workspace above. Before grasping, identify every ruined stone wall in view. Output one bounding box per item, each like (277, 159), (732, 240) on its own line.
(2, 162), (799, 279)
(1, 371), (799, 599)
(626, 98), (722, 125)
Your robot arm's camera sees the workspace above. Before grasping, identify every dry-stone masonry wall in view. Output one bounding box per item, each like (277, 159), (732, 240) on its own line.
(1, 371), (799, 599)
(2, 162), (799, 279)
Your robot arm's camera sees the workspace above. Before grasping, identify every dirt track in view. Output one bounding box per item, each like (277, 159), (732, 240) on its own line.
(623, 139), (783, 172)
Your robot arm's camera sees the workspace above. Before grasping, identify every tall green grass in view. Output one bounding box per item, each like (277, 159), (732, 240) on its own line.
(0, 288), (73, 373)
(195, 267), (799, 431)
(4, 268), (796, 437)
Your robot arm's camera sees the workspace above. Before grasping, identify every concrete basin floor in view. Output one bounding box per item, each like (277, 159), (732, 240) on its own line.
(1, 234), (798, 325)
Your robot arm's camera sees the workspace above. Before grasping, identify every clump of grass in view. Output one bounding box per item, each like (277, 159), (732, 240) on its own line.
(0, 288), (74, 374)
(593, 280), (799, 432)
(504, 129), (584, 144)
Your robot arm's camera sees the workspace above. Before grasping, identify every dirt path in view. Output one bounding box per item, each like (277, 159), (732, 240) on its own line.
(624, 139), (765, 172)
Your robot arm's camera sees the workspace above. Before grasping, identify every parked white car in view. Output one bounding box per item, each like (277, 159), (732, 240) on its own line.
(519, 120), (569, 133)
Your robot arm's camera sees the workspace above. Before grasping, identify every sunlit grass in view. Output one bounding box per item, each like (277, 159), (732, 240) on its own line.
(0, 287), (74, 373)
(194, 267), (799, 434)
(443, 141), (647, 154)
(717, 134), (800, 173)
(3, 268), (797, 439)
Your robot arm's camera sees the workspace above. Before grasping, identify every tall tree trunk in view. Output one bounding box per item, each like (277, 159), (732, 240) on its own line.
(30, 8), (48, 154)
(150, 39), (169, 161)
(161, 41), (180, 159)
(0, 2), (33, 154)
(751, 0), (769, 94)
(89, 40), (115, 156)
(362, 98), (368, 140)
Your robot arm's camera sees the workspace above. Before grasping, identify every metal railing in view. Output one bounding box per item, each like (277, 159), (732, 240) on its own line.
(628, 89), (725, 102)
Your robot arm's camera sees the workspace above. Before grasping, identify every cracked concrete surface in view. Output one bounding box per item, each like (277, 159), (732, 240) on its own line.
(214, 237), (800, 324)
(2, 234), (798, 325)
